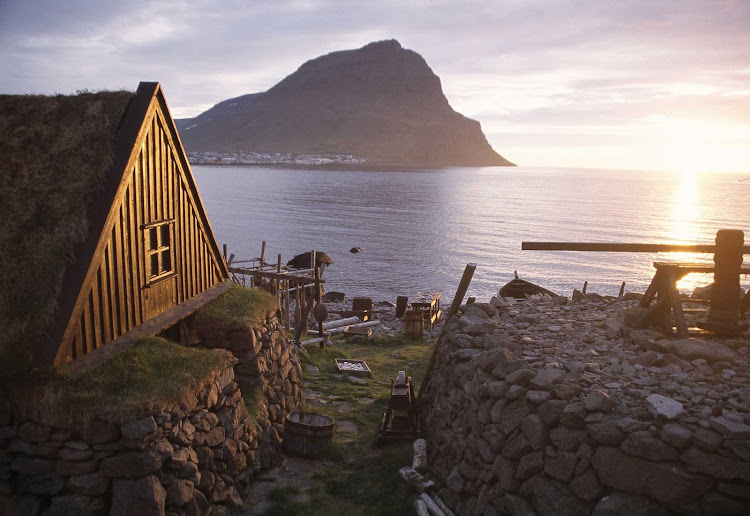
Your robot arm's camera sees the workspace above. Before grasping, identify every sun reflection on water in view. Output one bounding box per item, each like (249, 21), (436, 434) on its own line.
(667, 171), (711, 293)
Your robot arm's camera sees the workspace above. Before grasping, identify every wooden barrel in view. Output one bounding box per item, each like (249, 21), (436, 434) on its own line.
(404, 311), (424, 340)
(283, 411), (335, 457)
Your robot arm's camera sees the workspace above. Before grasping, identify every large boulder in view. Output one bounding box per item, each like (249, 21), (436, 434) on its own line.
(286, 251), (333, 269)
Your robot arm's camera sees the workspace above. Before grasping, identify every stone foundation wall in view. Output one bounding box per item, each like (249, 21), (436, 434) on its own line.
(1, 363), (252, 515)
(1, 306), (304, 515)
(192, 306), (303, 467)
(420, 297), (750, 515)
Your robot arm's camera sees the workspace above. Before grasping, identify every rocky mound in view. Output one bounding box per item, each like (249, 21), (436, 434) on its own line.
(177, 40), (514, 167)
(420, 295), (750, 514)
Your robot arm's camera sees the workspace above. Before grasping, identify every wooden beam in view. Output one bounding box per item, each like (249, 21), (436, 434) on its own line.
(65, 282), (231, 376)
(227, 267), (323, 284)
(522, 242), (750, 253)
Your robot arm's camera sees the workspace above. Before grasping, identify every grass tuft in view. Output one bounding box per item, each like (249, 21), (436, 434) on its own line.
(195, 283), (277, 329)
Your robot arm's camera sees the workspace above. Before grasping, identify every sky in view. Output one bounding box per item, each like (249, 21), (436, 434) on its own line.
(1, 0), (749, 173)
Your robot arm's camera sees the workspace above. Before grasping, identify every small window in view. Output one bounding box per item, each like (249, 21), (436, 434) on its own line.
(145, 220), (173, 281)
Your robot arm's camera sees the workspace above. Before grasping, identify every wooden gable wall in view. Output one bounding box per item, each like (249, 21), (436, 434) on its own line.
(53, 83), (227, 365)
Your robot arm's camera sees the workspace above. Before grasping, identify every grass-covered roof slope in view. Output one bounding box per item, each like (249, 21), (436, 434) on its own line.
(195, 283), (277, 329)
(26, 337), (233, 426)
(0, 90), (135, 372)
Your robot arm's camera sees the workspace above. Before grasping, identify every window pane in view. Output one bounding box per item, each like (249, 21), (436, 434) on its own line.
(150, 254), (159, 277)
(161, 250), (171, 273)
(149, 227), (158, 250)
(160, 224), (170, 246)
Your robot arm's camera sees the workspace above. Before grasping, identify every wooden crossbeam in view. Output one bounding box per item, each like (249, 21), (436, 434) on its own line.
(522, 242), (750, 253)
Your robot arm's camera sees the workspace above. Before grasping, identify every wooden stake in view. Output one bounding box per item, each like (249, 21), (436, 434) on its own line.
(222, 243), (227, 261)
(582, 281), (588, 295)
(619, 281), (626, 297)
(260, 240), (266, 267)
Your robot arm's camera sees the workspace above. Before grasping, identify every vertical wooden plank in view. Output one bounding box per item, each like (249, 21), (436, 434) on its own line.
(114, 208), (128, 335)
(191, 207), (198, 295)
(150, 127), (157, 222)
(100, 252), (112, 344)
(74, 324), (83, 361)
(94, 270), (105, 346)
(133, 158), (145, 325)
(160, 123), (168, 221)
(155, 118), (162, 220)
(124, 186), (136, 327)
(107, 231), (121, 338)
(83, 293), (93, 355)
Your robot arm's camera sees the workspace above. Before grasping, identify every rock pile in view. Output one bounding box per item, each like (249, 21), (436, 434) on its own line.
(1, 364), (254, 515)
(420, 294), (750, 515)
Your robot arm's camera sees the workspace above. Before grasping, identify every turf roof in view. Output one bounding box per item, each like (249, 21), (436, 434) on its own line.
(0, 89), (135, 371)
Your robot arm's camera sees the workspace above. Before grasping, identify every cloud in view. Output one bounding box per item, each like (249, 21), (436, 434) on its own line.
(1, 0), (748, 171)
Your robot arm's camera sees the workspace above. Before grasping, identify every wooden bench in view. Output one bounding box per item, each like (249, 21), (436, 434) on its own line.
(639, 261), (750, 338)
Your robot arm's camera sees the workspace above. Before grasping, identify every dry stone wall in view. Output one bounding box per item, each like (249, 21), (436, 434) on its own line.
(0, 308), (303, 515)
(192, 306), (303, 463)
(1, 363), (250, 515)
(420, 296), (750, 515)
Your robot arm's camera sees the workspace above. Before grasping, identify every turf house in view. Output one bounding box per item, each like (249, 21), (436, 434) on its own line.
(0, 81), (230, 370)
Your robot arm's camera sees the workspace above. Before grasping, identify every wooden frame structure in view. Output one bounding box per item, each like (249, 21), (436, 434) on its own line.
(41, 82), (229, 367)
(522, 231), (749, 337)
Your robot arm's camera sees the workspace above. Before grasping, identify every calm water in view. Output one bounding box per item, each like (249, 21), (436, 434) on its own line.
(193, 166), (750, 303)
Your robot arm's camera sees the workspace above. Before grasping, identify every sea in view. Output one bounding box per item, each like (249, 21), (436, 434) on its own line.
(192, 166), (750, 304)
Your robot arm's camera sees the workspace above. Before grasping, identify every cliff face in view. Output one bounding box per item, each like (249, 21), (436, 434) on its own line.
(177, 40), (514, 167)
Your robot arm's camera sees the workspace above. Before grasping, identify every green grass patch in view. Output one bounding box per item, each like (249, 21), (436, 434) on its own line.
(195, 283), (276, 329)
(259, 334), (436, 515)
(237, 376), (264, 424)
(23, 337), (232, 426)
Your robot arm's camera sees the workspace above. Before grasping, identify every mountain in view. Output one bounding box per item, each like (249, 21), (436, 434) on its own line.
(176, 40), (514, 167)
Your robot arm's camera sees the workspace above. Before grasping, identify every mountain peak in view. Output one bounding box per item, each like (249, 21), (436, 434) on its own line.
(178, 41), (514, 167)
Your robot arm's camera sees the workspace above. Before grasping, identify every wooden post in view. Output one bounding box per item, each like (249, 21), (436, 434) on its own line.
(619, 281), (626, 297)
(705, 229), (744, 333)
(260, 241), (266, 267)
(284, 279), (291, 333)
(276, 253), (282, 300)
(582, 281), (588, 295)
(310, 250), (316, 270)
(222, 244), (227, 261)
(447, 263), (477, 317)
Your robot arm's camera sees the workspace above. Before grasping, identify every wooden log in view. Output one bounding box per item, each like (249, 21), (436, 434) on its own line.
(430, 494), (456, 516)
(415, 499), (429, 516)
(299, 335), (330, 347)
(398, 466), (434, 493)
(412, 439), (427, 471)
(326, 320), (381, 335)
(419, 493), (446, 516)
(322, 316), (361, 330)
